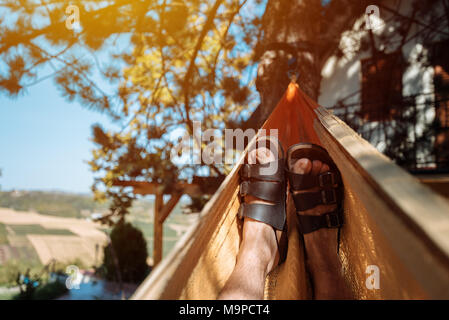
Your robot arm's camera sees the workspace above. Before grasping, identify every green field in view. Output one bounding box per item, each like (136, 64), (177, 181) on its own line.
(0, 191), (164, 219)
(0, 224), (7, 245)
(0, 190), (195, 284)
(0, 223), (75, 265)
(0, 191), (110, 218)
(8, 224), (75, 236)
(0, 223), (76, 267)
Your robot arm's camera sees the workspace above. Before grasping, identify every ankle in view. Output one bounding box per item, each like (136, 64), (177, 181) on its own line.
(238, 245), (271, 275)
(304, 229), (340, 269)
(240, 219), (278, 275)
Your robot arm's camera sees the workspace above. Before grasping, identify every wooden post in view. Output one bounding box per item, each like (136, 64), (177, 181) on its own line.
(153, 192), (164, 267)
(158, 193), (182, 224)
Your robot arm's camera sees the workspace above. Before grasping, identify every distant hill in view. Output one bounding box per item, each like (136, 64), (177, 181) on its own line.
(0, 190), (158, 219)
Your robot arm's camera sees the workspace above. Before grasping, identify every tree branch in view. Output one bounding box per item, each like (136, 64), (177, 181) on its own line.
(182, 0), (224, 132)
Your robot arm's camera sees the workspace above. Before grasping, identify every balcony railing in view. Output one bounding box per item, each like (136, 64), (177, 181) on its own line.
(330, 91), (449, 173)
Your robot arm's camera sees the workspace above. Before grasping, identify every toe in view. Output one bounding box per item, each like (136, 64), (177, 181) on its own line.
(321, 163), (330, 173)
(292, 158), (312, 174)
(256, 147), (275, 164)
(247, 147), (276, 165)
(311, 160), (323, 176)
(290, 158), (337, 216)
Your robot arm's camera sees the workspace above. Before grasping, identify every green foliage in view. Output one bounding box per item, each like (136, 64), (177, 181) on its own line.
(0, 258), (88, 289)
(23, 280), (68, 300)
(187, 195), (211, 213)
(41, 280), (69, 299)
(12, 264), (68, 300)
(102, 222), (149, 283)
(0, 260), (42, 287)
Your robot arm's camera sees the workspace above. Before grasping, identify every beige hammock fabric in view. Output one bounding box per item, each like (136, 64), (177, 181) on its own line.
(132, 83), (449, 300)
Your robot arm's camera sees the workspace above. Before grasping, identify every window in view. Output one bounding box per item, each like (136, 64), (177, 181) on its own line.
(360, 51), (404, 121)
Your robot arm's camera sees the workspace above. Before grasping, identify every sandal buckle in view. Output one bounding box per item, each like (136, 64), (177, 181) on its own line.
(318, 171), (335, 187)
(321, 188), (337, 204)
(239, 181), (249, 197)
(325, 213), (341, 228)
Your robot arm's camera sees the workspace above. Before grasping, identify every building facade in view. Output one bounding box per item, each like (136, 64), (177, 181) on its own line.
(318, 0), (449, 173)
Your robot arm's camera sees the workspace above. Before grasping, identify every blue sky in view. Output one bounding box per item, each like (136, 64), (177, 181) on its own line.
(0, 4), (116, 194)
(0, 78), (112, 193)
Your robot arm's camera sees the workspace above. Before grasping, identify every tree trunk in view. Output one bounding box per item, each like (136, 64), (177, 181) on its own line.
(251, 0), (322, 129)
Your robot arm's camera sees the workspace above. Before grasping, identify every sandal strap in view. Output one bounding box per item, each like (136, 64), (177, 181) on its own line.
(239, 180), (284, 203)
(238, 203), (285, 231)
(287, 171), (339, 190)
(240, 160), (285, 182)
(292, 187), (339, 211)
(298, 209), (343, 234)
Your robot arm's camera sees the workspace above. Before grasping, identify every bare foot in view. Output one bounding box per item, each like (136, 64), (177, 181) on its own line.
(289, 158), (351, 299)
(241, 145), (282, 275)
(218, 141), (284, 299)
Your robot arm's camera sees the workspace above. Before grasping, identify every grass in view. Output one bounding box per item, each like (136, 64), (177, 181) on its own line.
(0, 223), (8, 244)
(0, 291), (18, 300)
(12, 246), (41, 265)
(8, 224), (75, 236)
(0, 259), (42, 286)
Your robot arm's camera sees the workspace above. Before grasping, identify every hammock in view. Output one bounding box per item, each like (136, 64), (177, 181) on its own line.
(132, 83), (449, 300)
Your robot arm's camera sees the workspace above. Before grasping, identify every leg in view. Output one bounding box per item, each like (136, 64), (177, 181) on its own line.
(218, 218), (278, 299)
(291, 158), (352, 299)
(218, 147), (281, 300)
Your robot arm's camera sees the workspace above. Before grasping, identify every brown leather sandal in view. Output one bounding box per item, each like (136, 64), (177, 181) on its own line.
(237, 135), (288, 263)
(285, 143), (344, 241)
